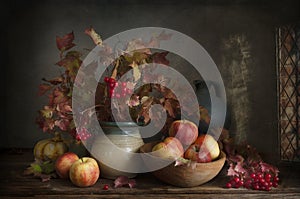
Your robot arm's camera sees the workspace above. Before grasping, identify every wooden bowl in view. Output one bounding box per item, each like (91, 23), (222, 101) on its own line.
(140, 142), (226, 187)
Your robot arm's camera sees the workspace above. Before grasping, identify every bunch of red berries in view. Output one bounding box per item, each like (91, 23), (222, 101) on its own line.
(226, 172), (279, 191)
(104, 77), (131, 98)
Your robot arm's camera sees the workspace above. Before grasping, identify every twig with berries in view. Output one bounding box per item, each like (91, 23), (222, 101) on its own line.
(222, 140), (280, 191)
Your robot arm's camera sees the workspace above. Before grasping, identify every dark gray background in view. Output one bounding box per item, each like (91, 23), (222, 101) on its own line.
(1, 0), (300, 163)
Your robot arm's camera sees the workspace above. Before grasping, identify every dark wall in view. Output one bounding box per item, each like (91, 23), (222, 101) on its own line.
(2, 0), (300, 163)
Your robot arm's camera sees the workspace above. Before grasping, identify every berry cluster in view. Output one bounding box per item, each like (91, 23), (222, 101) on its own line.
(104, 77), (131, 98)
(75, 128), (92, 141)
(226, 172), (279, 191)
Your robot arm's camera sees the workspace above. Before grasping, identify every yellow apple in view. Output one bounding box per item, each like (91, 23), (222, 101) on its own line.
(152, 137), (184, 160)
(69, 157), (100, 187)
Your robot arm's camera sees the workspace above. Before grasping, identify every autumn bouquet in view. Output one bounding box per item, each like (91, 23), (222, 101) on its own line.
(36, 27), (198, 143)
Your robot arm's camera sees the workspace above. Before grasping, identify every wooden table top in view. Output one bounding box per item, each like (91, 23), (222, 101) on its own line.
(0, 149), (299, 198)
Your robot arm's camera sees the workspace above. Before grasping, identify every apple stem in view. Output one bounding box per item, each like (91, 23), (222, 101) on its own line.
(80, 158), (83, 163)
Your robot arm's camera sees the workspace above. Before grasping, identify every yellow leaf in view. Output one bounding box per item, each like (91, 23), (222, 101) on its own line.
(129, 61), (141, 81)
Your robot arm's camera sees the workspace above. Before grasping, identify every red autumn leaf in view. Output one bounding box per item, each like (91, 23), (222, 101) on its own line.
(40, 118), (55, 132)
(164, 98), (178, 118)
(227, 163), (239, 176)
(114, 176), (136, 188)
(128, 179), (136, 188)
(63, 104), (72, 112)
(152, 52), (169, 66)
(56, 32), (75, 52)
(56, 101), (72, 113)
(55, 119), (70, 131)
(38, 84), (53, 96)
(52, 88), (68, 104)
(161, 88), (177, 100)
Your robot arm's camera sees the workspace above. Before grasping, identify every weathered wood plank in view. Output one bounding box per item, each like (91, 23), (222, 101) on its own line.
(2, 193), (300, 199)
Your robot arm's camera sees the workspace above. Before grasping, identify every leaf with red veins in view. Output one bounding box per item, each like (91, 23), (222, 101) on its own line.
(227, 163), (239, 176)
(114, 176), (136, 188)
(56, 31), (75, 52)
(152, 52), (169, 66)
(38, 84), (53, 96)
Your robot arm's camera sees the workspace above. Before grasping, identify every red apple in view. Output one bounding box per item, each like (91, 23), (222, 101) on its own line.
(69, 157), (100, 187)
(169, 120), (198, 146)
(55, 152), (79, 179)
(194, 134), (220, 160)
(152, 137), (184, 160)
(184, 144), (212, 163)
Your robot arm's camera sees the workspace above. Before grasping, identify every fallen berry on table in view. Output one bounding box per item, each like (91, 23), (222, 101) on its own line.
(103, 184), (109, 190)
